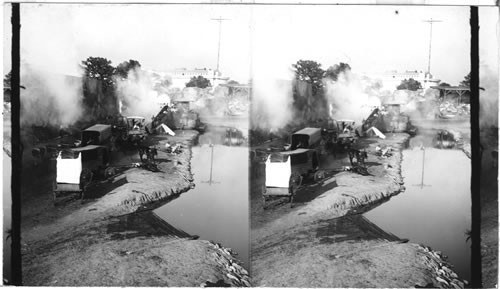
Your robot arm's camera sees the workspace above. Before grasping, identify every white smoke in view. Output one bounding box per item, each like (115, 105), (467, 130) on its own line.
(324, 70), (382, 124)
(20, 64), (83, 127)
(115, 68), (169, 120)
(251, 68), (294, 131)
(479, 63), (499, 128)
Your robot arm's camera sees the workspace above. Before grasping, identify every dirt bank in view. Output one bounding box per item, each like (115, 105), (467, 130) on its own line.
(252, 134), (409, 236)
(251, 133), (465, 287)
(479, 127), (498, 288)
(20, 130), (249, 286)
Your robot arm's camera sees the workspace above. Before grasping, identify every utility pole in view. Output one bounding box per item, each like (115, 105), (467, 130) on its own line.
(469, 6), (482, 287)
(414, 147), (431, 189)
(202, 144), (219, 185)
(423, 18), (442, 75)
(211, 16), (230, 81)
(11, 3), (22, 285)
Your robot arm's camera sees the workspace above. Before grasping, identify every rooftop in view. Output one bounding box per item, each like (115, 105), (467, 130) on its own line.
(431, 86), (471, 91)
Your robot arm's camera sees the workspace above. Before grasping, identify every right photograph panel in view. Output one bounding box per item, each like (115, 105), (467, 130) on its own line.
(249, 5), (498, 288)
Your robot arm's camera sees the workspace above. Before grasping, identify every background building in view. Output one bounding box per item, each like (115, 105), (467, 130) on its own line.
(165, 68), (229, 88)
(364, 70), (440, 91)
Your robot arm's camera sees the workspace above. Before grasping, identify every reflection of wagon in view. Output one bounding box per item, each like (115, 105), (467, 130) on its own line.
(53, 145), (111, 204)
(262, 148), (319, 208)
(223, 128), (245, 146)
(433, 130), (457, 149)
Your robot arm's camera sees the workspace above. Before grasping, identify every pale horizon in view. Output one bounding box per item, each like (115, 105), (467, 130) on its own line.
(3, 4), (498, 85)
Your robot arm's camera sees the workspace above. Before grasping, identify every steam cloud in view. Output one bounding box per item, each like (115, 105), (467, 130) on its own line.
(479, 63), (499, 128)
(251, 72), (294, 131)
(324, 70), (382, 124)
(115, 68), (169, 120)
(20, 65), (83, 127)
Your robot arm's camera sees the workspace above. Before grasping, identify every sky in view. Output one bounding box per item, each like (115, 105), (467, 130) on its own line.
(2, 4), (499, 84)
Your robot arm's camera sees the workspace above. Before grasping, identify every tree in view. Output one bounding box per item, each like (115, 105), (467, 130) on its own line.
(397, 78), (422, 91)
(324, 62), (351, 81)
(81, 57), (116, 89)
(115, 59), (142, 79)
(4, 71), (11, 89)
(460, 72), (471, 87)
(438, 82), (451, 87)
(292, 60), (325, 95)
(2, 71), (24, 89)
(186, 75), (211, 88)
(4, 71), (11, 102)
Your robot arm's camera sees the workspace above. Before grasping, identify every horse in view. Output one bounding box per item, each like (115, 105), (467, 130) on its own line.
(347, 148), (368, 168)
(138, 145), (158, 164)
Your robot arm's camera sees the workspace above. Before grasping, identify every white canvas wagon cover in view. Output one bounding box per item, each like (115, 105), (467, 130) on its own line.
(56, 151), (82, 184)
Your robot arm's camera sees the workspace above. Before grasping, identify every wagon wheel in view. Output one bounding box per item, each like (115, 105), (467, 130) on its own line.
(313, 171), (322, 182)
(262, 185), (268, 210)
(52, 180), (59, 206)
(288, 173), (302, 208)
(80, 169), (93, 200)
(289, 189), (294, 208)
(104, 167), (116, 178)
(120, 131), (128, 142)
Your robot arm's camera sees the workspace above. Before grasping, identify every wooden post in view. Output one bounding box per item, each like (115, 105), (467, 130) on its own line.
(10, 3), (22, 285)
(469, 6), (482, 287)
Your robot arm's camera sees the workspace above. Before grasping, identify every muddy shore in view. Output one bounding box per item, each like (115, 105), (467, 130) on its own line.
(19, 130), (249, 286)
(251, 133), (466, 288)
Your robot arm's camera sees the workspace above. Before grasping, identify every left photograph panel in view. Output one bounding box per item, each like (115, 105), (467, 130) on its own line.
(3, 3), (250, 286)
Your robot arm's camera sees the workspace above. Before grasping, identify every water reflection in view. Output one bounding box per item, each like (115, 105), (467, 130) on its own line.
(154, 127), (249, 268)
(364, 148), (471, 281)
(198, 125), (247, 147)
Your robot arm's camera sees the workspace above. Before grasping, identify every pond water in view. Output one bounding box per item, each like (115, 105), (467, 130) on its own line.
(3, 151), (11, 283)
(154, 127), (249, 268)
(364, 147), (471, 282)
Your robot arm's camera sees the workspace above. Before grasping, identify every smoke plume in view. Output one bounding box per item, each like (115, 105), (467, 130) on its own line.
(20, 64), (83, 127)
(115, 68), (169, 120)
(251, 73), (294, 131)
(479, 63), (499, 128)
(324, 70), (382, 124)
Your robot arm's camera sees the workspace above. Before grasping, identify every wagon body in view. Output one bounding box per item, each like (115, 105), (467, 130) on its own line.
(81, 124), (112, 146)
(262, 148), (318, 208)
(53, 145), (109, 204)
(291, 127), (322, 150)
(124, 116), (148, 142)
(53, 150), (85, 203)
